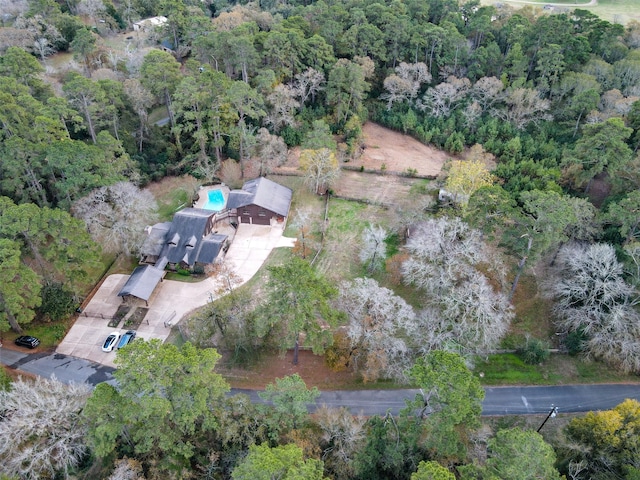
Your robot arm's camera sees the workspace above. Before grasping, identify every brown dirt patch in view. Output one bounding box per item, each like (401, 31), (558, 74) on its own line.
(273, 122), (448, 178)
(586, 174), (611, 208)
(332, 170), (426, 205)
(352, 122), (449, 176)
(219, 350), (359, 390)
(145, 174), (199, 199)
(271, 122), (443, 202)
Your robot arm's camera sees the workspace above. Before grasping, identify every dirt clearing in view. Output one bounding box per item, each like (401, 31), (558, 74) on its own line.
(219, 350), (360, 390)
(352, 122), (449, 176)
(332, 170), (425, 205)
(274, 122), (445, 203)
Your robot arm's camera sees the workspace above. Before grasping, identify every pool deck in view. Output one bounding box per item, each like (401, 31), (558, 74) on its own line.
(193, 184), (230, 210)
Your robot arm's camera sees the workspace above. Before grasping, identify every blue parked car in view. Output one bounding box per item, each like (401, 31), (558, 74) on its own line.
(117, 330), (136, 349)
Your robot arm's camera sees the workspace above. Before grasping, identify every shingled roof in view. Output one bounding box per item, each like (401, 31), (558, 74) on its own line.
(117, 265), (165, 301)
(227, 177), (292, 217)
(158, 208), (227, 266)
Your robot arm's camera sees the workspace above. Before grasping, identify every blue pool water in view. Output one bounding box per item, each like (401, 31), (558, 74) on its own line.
(202, 189), (226, 211)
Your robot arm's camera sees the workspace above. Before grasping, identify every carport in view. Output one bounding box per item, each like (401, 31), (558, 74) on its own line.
(117, 265), (166, 305)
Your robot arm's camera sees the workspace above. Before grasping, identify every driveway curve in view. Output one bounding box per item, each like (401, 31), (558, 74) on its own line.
(56, 224), (295, 367)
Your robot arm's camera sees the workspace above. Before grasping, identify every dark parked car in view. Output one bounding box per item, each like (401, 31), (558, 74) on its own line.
(14, 336), (40, 349)
(117, 330), (136, 349)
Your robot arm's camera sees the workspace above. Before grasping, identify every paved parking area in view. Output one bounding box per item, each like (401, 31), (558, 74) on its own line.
(56, 224), (295, 367)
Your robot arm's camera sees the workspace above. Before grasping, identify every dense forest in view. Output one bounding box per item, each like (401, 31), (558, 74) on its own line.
(3, 0), (640, 478)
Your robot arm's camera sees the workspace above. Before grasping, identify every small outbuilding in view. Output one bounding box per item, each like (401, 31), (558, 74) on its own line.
(226, 177), (292, 226)
(132, 16), (168, 31)
(117, 265), (166, 305)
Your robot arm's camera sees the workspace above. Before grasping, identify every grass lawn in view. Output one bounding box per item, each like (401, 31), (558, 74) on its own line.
(145, 175), (200, 221)
(480, 0), (640, 24)
(504, 273), (556, 348)
(315, 198), (393, 281)
(148, 105), (170, 125)
(4, 319), (70, 350)
(590, 0), (640, 24)
(476, 352), (640, 385)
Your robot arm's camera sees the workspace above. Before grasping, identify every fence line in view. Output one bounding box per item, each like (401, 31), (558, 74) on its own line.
(310, 192), (330, 266)
(162, 310), (177, 328)
(341, 164), (437, 179)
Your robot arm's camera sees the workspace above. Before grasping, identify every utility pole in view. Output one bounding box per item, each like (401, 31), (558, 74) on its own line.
(537, 405), (559, 433)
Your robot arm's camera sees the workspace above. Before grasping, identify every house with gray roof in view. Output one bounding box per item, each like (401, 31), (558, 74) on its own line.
(140, 208), (230, 272)
(227, 177), (292, 225)
(123, 178), (291, 303)
(122, 209), (229, 303)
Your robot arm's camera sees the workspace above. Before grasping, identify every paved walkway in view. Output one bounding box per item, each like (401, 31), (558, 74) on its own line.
(56, 224), (295, 367)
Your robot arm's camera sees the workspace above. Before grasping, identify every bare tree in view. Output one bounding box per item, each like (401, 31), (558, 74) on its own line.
(548, 242), (640, 373)
(410, 270), (513, 356)
(13, 15), (64, 56)
(290, 207), (320, 260)
(72, 181), (158, 256)
(359, 224), (387, 273)
(123, 78), (153, 153)
(253, 127), (288, 176)
(494, 87), (552, 130)
(470, 76), (504, 112)
(381, 62), (432, 109)
(314, 406), (366, 480)
(0, 0), (28, 20)
(381, 74), (419, 110)
(338, 277), (416, 382)
(212, 262), (243, 297)
(264, 84), (299, 132)
(299, 148), (341, 195)
(218, 159), (243, 189)
(462, 101), (483, 129)
(76, 0), (107, 29)
(293, 68), (325, 107)
(108, 458), (146, 480)
(417, 76), (470, 118)
(402, 217), (513, 355)
(33, 37), (55, 61)
(0, 376), (91, 479)
(402, 217), (486, 294)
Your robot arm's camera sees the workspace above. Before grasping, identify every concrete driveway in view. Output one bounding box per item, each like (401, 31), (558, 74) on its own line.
(56, 224), (295, 367)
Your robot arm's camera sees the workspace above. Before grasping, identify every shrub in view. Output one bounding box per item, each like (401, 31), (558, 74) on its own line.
(325, 330), (350, 372)
(565, 328), (587, 356)
(38, 282), (75, 322)
(517, 338), (550, 365)
(0, 369), (11, 391)
(193, 265), (205, 275)
(218, 160), (243, 189)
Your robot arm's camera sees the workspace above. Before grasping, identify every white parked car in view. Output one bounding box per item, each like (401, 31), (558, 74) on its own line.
(102, 331), (121, 352)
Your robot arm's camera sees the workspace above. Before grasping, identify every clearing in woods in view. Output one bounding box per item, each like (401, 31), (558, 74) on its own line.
(278, 122), (449, 204)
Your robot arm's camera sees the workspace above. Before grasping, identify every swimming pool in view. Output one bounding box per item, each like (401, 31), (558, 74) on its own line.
(202, 188), (226, 211)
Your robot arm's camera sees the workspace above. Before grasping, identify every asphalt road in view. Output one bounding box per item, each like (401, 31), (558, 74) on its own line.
(2, 348), (640, 416)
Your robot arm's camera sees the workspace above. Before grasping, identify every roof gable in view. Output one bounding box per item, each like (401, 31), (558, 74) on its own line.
(227, 177), (292, 217)
(117, 265), (165, 301)
(158, 208), (227, 266)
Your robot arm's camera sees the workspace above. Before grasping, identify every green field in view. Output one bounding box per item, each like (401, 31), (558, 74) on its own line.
(480, 0), (640, 24)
